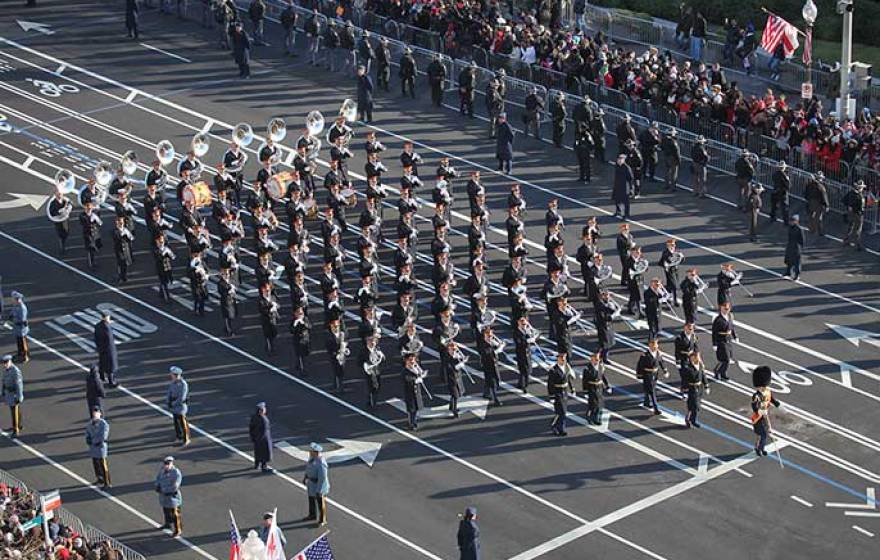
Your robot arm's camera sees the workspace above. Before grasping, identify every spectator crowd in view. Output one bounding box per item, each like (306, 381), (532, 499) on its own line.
(1, 482), (123, 560)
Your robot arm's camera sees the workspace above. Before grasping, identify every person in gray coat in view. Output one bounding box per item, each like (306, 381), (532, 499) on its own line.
(85, 364), (106, 417)
(2, 355), (23, 437)
(166, 366), (190, 445)
(457, 506), (480, 560)
(85, 408), (111, 488)
(495, 113), (515, 175)
(155, 456), (183, 537)
(93, 311), (119, 387)
(784, 215), (804, 281)
(7, 291), (29, 363)
(231, 21), (251, 79)
(611, 154), (634, 220)
(249, 401), (274, 473)
(302, 442), (329, 526)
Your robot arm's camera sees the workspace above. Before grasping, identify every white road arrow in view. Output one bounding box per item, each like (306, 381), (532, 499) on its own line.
(737, 360), (759, 375)
(0, 193), (47, 211)
(622, 317), (649, 331)
(274, 438), (382, 467)
(17, 21), (54, 35)
(827, 323), (880, 349)
(826, 487), (876, 510)
(385, 396), (490, 420)
(658, 411), (687, 426)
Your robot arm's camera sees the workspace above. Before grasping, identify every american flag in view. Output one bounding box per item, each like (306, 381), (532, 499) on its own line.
(292, 534), (334, 560)
(760, 14), (800, 58)
(228, 510), (242, 560)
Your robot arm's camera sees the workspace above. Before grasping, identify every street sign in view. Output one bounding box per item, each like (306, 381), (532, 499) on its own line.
(801, 82), (814, 99)
(20, 514), (43, 531)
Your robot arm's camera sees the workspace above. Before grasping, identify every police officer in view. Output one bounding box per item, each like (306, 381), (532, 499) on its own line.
(85, 364), (105, 417)
(660, 129), (680, 192)
(458, 61), (476, 117)
(636, 339), (667, 415)
(735, 149), (755, 210)
(805, 171), (829, 238)
(155, 456), (183, 537)
(843, 180), (867, 250)
(549, 92), (567, 148)
(746, 182), (763, 242)
(616, 114), (636, 154)
(249, 401), (274, 473)
(691, 135), (709, 197)
(93, 311), (118, 387)
(590, 108), (607, 162)
(166, 366), (191, 446)
(768, 161), (790, 225)
(523, 86), (544, 138)
(639, 122), (661, 181)
(375, 37), (391, 91)
(457, 506), (480, 560)
(486, 79), (504, 137)
(784, 215), (804, 280)
(357, 30), (374, 73)
(8, 291), (30, 363)
(426, 54), (447, 107)
(2, 355), (23, 437)
(574, 127), (594, 183)
(399, 47), (417, 98)
(303, 442), (329, 526)
(85, 408), (111, 488)
(573, 96), (593, 138)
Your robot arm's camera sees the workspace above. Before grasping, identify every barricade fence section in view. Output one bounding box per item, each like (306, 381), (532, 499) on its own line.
(0, 468), (146, 560)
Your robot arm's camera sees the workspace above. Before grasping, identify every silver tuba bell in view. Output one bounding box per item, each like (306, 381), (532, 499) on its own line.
(268, 117), (287, 143)
(156, 139), (176, 166)
(120, 150), (138, 176)
(191, 133), (210, 158)
(306, 110), (325, 135)
(94, 161), (113, 187)
(232, 123), (254, 147)
(339, 99), (358, 123)
(54, 169), (76, 194)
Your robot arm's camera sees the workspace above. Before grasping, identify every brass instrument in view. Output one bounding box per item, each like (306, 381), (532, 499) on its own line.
(120, 150), (138, 176)
(156, 140), (176, 166)
(411, 363), (433, 400)
(630, 258), (649, 276)
(47, 169), (75, 223)
(657, 285), (679, 319)
(363, 348), (386, 377)
(489, 334), (507, 356)
(440, 323), (461, 346)
(335, 332), (350, 363)
(477, 309), (497, 332)
(191, 133), (210, 157)
(594, 264), (613, 283)
(268, 117), (287, 143)
(665, 251), (685, 268)
(304, 111), (324, 161)
(232, 123), (254, 147)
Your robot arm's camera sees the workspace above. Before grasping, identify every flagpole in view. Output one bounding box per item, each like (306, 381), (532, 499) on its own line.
(291, 531), (331, 559)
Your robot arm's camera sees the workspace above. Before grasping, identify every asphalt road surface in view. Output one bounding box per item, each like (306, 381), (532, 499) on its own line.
(0, 2), (878, 559)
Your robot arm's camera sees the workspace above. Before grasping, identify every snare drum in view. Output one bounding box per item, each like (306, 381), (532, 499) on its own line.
(340, 188), (357, 206)
(266, 171), (295, 200)
(182, 181), (212, 208)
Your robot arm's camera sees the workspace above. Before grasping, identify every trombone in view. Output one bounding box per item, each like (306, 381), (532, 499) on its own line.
(412, 363), (433, 401)
(451, 344), (475, 384)
(657, 285), (679, 319)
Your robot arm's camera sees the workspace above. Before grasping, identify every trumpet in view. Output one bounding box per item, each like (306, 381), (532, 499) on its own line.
(606, 298), (623, 320)
(335, 336), (350, 363)
(657, 285), (679, 319)
(522, 323), (541, 344)
(477, 309), (497, 332)
(412, 363), (433, 400)
(489, 334), (506, 356)
(440, 323), (461, 346)
(562, 303), (582, 325)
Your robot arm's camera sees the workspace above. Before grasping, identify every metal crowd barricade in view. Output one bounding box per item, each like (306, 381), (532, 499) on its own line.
(0, 468), (146, 560)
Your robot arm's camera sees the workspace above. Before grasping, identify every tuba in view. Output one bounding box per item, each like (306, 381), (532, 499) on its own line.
(232, 123), (254, 147)
(340, 99), (358, 123)
(595, 264), (613, 282)
(94, 161), (113, 187)
(305, 110), (324, 161)
(191, 133), (210, 157)
(156, 140), (176, 166)
(47, 169), (74, 222)
(631, 257), (649, 276)
(666, 251), (685, 267)
(120, 150), (138, 176)
(268, 117), (287, 142)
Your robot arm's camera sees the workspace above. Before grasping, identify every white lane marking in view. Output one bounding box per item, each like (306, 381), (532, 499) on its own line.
(2, 36), (877, 316)
(200, 118), (214, 134)
(852, 525), (875, 538)
(845, 511), (880, 518)
(697, 454), (709, 475)
(19, 329), (445, 560)
(790, 495), (814, 508)
(507, 445), (779, 560)
(124, 90), (137, 103)
(3, 41), (877, 409)
(1, 109), (875, 488)
(22, 155), (34, 168)
(55, 62), (66, 74)
(826, 487), (877, 510)
(0, 431), (217, 559)
(138, 42), (192, 63)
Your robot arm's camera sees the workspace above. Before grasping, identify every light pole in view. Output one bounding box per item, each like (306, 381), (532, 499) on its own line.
(838, 0), (855, 120)
(802, 0), (817, 100)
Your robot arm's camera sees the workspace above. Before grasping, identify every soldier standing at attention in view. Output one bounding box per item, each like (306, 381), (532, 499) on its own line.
(85, 408), (111, 488)
(249, 401), (275, 473)
(2, 355), (24, 437)
(166, 366), (191, 446)
(302, 442), (330, 527)
(155, 456), (184, 537)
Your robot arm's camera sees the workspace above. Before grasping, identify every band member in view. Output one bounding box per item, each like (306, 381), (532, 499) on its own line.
(513, 315), (537, 392)
(674, 322), (700, 396)
(166, 366), (190, 446)
(399, 141), (423, 177)
(751, 365), (781, 456)
(576, 233), (596, 296)
(217, 268), (238, 336)
(616, 223), (634, 287)
(112, 216), (134, 283)
(548, 353), (572, 436)
(80, 201), (103, 269)
(691, 135), (709, 197)
(402, 352), (424, 430)
(657, 239), (681, 306)
(711, 302), (736, 381)
(144, 181), (166, 223)
(433, 250), (455, 291)
(644, 278), (664, 340)
(85, 408), (111, 487)
(542, 267), (569, 340)
(582, 353), (606, 425)
(636, 339), (667, 415)
(443, 341), (466, 417)
(362, 335), (384, 408)
(146, 158), (168, 191)
(554, 297), (577, 357)
(188, 250), (209, 316)
(214, 163), (235, 198)
(843, 181), (867, 250)
(768, 161), (790, 225)
(327, 318), (347, 393)
(716, 263), (735, 306)
(2, 355), (23, 437)
(287, 306), (311, 376)
(680, 269), (700, 325)
(175, 168), (193, 205)
(431, 283), (455, 320)
(48, 188), (72, 254)
(155, 456), (184, 537)
(458, 60), (476, 116)
(593, 291), (615, 363)
(223, 141), (247, 207)
(625, 247), (645, 318)
(682, 352), (708, 428)
(259, 283), (281, 354)
(327, 114), (352, 147)
(478, 326), (503, 406)
(392, 292), (417, 335)
(502, 254), (526, 291)
(153, 234), (175, 302)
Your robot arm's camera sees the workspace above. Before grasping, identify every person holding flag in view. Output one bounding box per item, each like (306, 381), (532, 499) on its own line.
(228, 510), (243, 560)
(292, 532), (335, 559)
(263, 508), (286, 560)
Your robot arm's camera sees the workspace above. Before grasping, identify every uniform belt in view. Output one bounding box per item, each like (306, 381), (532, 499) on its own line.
(15, 322), (27, 326)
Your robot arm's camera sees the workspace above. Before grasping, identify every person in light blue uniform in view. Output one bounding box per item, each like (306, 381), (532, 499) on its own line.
(7, 291), (29, 363)
(85, 408), (111, 487)
(166, 366), (190, 445)
(155, 456), (183, 537)
(2, 355), (24, 437)
(258, 511), (286, 546)
(302, 442), (329, 526)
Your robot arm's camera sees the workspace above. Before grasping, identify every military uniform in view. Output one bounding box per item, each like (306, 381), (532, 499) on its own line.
(681, 361), (707, 428)
(303, 444), (329, 525)
(93, 317), (119, 386)
(8, 295), (30, 362)
(2, 359), (24, 436)
(85, 416), (111, 486)
(711, 311), (736, 380)
(636, 349), (667, 414)
(249, 403), (274, 472)
(547, 363), (570, 436)
(581, 361), (605, 425)
(155, 459), (183, 536)
(166, 371), (191, 445)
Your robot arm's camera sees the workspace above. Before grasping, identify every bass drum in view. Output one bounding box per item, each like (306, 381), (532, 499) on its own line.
(182, 181), (212, 208)
(266, 171), (295, 200)
(78, 184), (108, 207)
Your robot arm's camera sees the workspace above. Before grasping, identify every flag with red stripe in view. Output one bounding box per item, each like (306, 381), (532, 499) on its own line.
(760, 14), (800, 58)
(803, 26), (813, 66)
